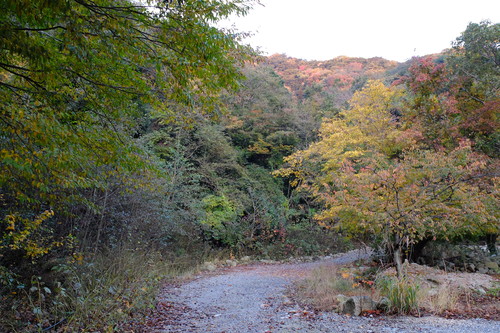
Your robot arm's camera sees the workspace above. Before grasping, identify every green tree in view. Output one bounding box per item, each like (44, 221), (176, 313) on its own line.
(223, 64), (300, 168)
(450, 20), (499, 100)
(0, 0), (256, 266)
(447, 21), (500, 157)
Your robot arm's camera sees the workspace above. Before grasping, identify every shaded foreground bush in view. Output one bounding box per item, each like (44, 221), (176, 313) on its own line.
(0, 247), (220, 332)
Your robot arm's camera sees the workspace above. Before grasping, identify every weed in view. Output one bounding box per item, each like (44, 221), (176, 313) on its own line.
(486, 285), (500, 297)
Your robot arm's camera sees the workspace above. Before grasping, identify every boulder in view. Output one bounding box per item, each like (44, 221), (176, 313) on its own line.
(485, 261), (499, 272)
(336, 294), (350, 304)
(202, 262), (217, 272)
(225, 259), (237, 267)
(340, 297), (356, 315)
(478, 266), (489, 274)
(338, 295), (377, 316)
(376, 297), (390, 311)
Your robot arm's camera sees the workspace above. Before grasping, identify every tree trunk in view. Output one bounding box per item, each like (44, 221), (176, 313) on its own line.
(94, 188), (109, 256)
(394, 245), (404, 278)
(409, 238), (431, 262)
(486, 233), (497, 256)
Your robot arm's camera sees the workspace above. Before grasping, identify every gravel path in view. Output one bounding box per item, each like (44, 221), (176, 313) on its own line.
(157, 249), (500, 333)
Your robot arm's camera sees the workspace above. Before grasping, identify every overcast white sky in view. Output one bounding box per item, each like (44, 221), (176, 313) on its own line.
(224, 0), (500, 62)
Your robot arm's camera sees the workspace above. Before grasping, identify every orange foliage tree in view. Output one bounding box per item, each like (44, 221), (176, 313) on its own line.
(275, 80), (499, 276)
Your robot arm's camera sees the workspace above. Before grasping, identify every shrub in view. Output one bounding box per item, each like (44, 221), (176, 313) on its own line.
(0, 248), (205, 332)
(376, 276), (420, 314)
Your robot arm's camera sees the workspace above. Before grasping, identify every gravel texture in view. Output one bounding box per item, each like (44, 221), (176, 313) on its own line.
(157, 249), (500, 333)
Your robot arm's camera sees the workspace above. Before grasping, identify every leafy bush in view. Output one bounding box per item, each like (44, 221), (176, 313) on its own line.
(200, 195), (243, 247)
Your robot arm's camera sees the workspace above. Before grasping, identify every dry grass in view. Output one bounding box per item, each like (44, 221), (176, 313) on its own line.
(54, 249), (201, 331)
(376, 262), (486, 315)
(420, 283), (462, 313)
(293, 264), (379, 311)
(293, 262), (466, 316)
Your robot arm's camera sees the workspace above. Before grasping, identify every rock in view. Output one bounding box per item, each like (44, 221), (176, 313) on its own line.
(260, 259), (278, 264)
(476, 287), (487, 295)
(339, 295), (377, 316)
(376, 297), (390, 311)
(241, 256), (251, 262)
(356, 296), (377, 314)
(340, 298), (356, 315)
(226, 259), (237, 267)
(478, 267), (488, 274)
(336, 294), (350, 314)
(485, 261), (499, 271)
(203, 262), (217, 272)
(336, 294), (349, 303)
(468, 263), (476, 272)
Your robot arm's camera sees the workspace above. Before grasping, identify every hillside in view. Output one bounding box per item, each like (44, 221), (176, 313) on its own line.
(266, 54), (399, 100)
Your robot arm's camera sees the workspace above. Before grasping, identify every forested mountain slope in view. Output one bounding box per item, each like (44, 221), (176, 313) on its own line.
(0, 2), (497, 329)
(267, 53), (399, 99)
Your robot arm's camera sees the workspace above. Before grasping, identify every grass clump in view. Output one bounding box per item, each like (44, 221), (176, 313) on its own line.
(376, 275), (420, 315)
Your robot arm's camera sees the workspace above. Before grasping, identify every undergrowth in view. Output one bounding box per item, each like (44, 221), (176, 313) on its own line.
(0, 248), (220, 332)
(293, 263), (379, 311)
(294, 260), (471, 317)
(422, 282), (460, 313)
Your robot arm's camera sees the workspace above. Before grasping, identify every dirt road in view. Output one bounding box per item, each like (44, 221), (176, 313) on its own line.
(155, 249), (499, 333)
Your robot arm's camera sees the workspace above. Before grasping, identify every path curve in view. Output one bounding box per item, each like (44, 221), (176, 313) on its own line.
(156, 249), (499, 333)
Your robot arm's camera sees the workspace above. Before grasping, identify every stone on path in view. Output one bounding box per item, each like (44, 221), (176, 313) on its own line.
(338, 295), (377, 316)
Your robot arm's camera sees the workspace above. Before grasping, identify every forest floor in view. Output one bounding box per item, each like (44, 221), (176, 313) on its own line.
(133, 249), (500, 333)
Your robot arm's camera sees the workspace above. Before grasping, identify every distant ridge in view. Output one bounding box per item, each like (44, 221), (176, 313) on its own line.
(265, 54), (399, 100)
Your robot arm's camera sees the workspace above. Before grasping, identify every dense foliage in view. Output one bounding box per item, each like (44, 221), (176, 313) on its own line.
(0, 0), (259, 330)
(275, 21), (499, 275)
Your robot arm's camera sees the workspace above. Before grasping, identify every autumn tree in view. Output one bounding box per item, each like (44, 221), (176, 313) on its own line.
(446, 21), (500, 157)
(276, 80), (499, 276)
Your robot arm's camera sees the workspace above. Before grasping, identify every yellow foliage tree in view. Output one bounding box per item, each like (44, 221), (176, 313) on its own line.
(275, 80), (499, 276)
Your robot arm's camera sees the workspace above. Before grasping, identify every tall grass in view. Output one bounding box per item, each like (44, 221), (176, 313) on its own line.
(64, 250), (197, 330)
(376, 276), (420, 315)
